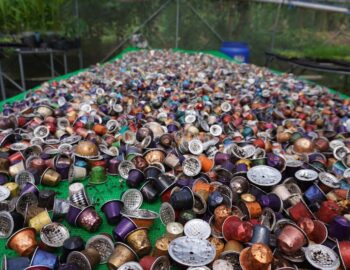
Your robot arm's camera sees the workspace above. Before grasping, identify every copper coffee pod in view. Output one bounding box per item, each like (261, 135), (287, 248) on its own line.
(239, 243), (273, 270)
(6, 227), (37, 256)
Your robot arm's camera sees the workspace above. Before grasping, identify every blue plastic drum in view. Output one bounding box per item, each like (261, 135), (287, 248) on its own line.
(220, 41), (250, 63)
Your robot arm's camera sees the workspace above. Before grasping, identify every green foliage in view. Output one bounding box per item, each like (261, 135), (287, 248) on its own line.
(0, 0), (68, 33)
(277, 45), (350, 61)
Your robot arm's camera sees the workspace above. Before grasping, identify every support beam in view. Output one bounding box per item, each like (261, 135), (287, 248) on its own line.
(175, 0), (180, 49)
(253, 0), (350, 14)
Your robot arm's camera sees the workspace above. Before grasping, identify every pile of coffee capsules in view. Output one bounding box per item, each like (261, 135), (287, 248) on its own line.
(0, 49), (350, 270)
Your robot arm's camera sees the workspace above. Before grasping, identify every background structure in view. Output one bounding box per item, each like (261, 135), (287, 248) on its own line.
(0, 0), (349, 98)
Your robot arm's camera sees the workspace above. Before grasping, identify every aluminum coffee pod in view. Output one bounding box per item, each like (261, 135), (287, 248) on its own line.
(75, 206), (102, 232)
(140, 181), (158, 202)
(69, 189), (91, 208)
(126, 168), (145, 188)
(38, 190), (55, 210)
(125, 227), (152, 257)
(182, 156), (201, 177)
(222, 215), (253, 243)
(121, 208), (159, 228)
(169, 186), (194, 211)
(159, 202), (175, 225)
(212, 259), (233, 270)
(86, 234), (114, 264)
(66, 204), (82, 225)
(108, 242), (138, 270)
(297, 218), (328, 245)
(168, 236), (216, 267)
(247, 165), (282, 187)
(294, 169), (318, 191)
(329, 216), (350, 241)
(118, 262), (143, 270)
(184, 219), (211, 239)
(101, 199), (124, 225)
(239, 243), (273, 270)
(112, 216), (137, 242)
(139, 255), (170, 270)
(40, 222), (70, 248)
(30, 247), (59, 270)
(60, 236), (85, 263)
(337, 240), (350, 270)
(166, 222), (184, 239)
(52, 198), (70, 221)
(6, 227), (37, 256)
(250, 225), (270, 246)
(119, 188), (142, 210)
(28, 209), (52, 233)
(276, 223), (309, 256)
(15, 171), (35, 187)
(118, 160), (136, 179)
(305, 244), (340, 270)
(66, 248), (101, 270)
(0, 211), (14, 238)
(2, 254), (30, 270)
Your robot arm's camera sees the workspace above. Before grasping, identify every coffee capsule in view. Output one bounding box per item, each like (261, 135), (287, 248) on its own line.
(184, 219), (211, 239)
(276, 223), (309, 256)
(6, 227), (37, 256)
(169, 186), (194, 211)
(121, 189), (143, 210)
(328, 216), (350, 241)
(108, 242), (138, 270)
(166, 222), (184, 239)
(75, 206), (102, 232)
(126, 168), (145, 188)
(52, 198), (70, 221)
(101, 199), (124, 225)
(40, 222), (70, 248)
(304, 244), (340, 270)
(30, 247), (59, 269)
(28, 209), (52, 233)
(69, 189), (91, 208)
(66, 204), (82, 225)
(337, 240), (350, 270)
(89, 166), (107, 185)
(40, 168), (61, 186)
(222, 216), (253, 243)
(125, 227), (152, 257)
(38, 190), (55, 210)
(297, 218), (328, 244)
(2, 254), (30, 270)
(112, 216), (137, 242)
(139, 255), (170, 270)
(86, 234), (114, 264)
(239, 243), (273, 270)
(66, 248), (101, 270)
(60, 236), (85, 263)
(168, 236), (216, 267)
(118, 262), (143, 270)
(121, 208), (159, 229)
(140, 181), (158, 202)
(0, 211), (14, 238)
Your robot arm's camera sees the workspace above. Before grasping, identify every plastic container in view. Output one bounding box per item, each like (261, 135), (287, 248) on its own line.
(220, 42), (249, 63)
